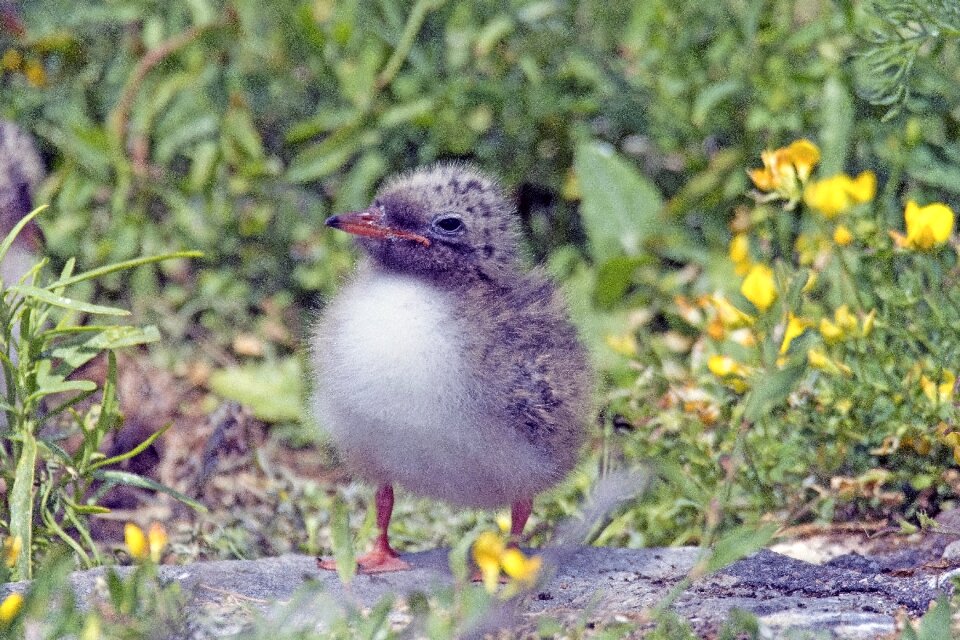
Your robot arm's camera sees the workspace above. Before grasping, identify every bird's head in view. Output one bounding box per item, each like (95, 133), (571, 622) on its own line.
(325, 164), (522, 282)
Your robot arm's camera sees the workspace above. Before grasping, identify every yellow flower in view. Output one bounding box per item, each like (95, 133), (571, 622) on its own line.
(849, 171), (877, 202)
(833, 224), (853, 246)
(471, 530), (542, 593)
(2, 536), (21, 568)
(500, 548), (542, 585)
(22, 59), (45, 87)
(729, 233), (749, 264)
(834, 305), (857, 332)
(708, 355), (747, 378)
(0, 593), (23, 625)
(1, 48), (22, 71)
(780, 313), (810, 354)
(819, 306), (857, 343)
(803, 171), (876, 218)
(561, 169), (580, 200)
(921, 370), (955, 404)
(472, 531), (505, 592)
(862, 309), (877, 337)
(125, 523), (148, 562)
(81, 617), (101, 640)
(807, 348), (830, 370)
(748, 139), (820, 203)
(605, 333), (638, 357)
(903, 200), (954, 250)
(711, 294), (754, 329)
(148, 523), (167, 563)
(740, 264), (777, 312)
(819, 318), (843, 343)
(729, 233), (752, 275)
(807, 349), (852, 376)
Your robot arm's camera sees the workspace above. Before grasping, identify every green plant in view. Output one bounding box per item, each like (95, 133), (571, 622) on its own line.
(857, 0), (960, 119)
(0, 207), (202, 580)
(0, 530), (186, 640)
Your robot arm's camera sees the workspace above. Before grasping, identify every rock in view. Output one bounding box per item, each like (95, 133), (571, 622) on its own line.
(942, 540), (960, 561)
(0, 547), (945, 638)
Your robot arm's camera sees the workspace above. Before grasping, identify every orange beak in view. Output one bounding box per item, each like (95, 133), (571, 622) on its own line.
(325, 207), (431, 247)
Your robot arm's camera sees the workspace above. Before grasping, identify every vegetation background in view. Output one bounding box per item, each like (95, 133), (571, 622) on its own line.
(2, 0), (960, 636)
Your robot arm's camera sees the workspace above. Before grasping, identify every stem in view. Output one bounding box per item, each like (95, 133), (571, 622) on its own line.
(108, 25), (216, 155)
(653, 414), (749, 616)
(9, 430), (37, 580)
(834, 248), (868, 311)
(41, 503), (91, 568)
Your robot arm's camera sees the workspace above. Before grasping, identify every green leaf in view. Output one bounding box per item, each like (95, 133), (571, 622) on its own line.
(692, 80), (742, 128)
(93, 470), (208, 512)
(743, 364), (806, 423)
(27, 378), (97, 404)
(46, 251), (203, 289)
(448, 529), (476, 583)
(330, 495), (356, 585)
(907, 147), (960, 195)
(0, 205), (46, 273)
(704, 523), (778, 574)
(50, 325), (161, 374)
(90, 424), (171, 472)
(10, 432), (37, 580)
(333, 152), (388, 213)
(208, 358), (304, 423)
(574, 141), (664, 261)
(593, 256), (641, 309)
(68, 503), (111, 515)
(286, 130), (381, 183)
(818, 76), (853, 176)
(9, 285), (130, 316)
(915, 596), (952, 640)
(358, 594), (394, 639)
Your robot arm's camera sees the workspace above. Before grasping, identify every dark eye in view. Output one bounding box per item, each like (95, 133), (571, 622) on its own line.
(433, 215), (464, 233)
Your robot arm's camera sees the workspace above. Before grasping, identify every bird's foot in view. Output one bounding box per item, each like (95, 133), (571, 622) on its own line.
(357, 549), (412, 573)
(316, 549), (412, 573)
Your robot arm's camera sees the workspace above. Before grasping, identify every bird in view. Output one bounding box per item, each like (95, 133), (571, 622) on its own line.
(0, 119), (45, 285)
(311, 163), (592, 573)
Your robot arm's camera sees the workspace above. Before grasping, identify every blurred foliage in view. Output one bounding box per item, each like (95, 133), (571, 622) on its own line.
(856, 0), (960, 119)
(2, 0), (960, 559)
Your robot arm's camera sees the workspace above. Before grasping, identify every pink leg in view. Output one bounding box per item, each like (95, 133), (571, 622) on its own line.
(509, 497), (533, 545)
(318, 484), (412, 573)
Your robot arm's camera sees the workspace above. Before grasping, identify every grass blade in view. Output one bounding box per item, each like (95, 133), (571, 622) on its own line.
(45, 251), (203, 290)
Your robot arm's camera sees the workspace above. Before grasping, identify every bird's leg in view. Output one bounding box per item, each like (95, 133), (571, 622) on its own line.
(357, 484), (412, 572)
(318, 483), (412, 573)
(508, 497), (533, 547)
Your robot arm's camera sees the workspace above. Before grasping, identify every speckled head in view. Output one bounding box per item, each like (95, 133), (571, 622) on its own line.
(325, 164), (523, 282)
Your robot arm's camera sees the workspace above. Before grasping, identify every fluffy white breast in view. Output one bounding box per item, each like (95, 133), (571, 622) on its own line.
(319, 273), (467, 430)
(312, 271), (552, 508)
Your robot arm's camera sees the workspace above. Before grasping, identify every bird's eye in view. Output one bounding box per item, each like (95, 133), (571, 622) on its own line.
(433, 215), (465, 233)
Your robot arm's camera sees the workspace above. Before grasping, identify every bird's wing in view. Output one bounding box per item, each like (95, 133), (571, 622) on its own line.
(506, 352), (565, 445)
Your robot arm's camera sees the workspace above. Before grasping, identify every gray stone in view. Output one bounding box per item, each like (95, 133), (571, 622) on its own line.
(1, 547), (945, 638)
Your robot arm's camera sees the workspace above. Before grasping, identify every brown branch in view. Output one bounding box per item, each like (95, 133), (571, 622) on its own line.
(108, 24), (211, 159)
